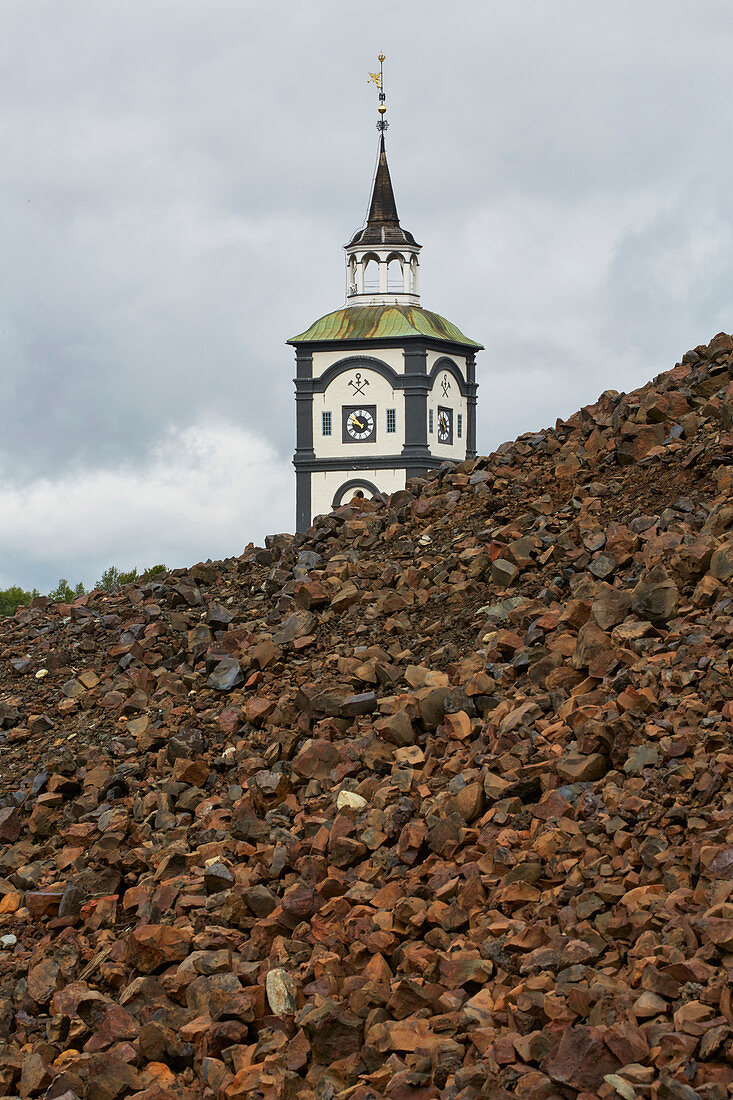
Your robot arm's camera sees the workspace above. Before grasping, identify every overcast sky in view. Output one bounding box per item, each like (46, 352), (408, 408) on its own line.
(2, 0), (733, 591)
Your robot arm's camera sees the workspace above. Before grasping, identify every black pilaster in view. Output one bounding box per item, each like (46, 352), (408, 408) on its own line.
(466, 352), (478, 459)
(295, 387), (314, 455)
(295, 348), (313, 380)
(402, 343), (431, 468)
(295, 469), (311, 533)
(294, 351), (314, 454)
(294, 350), (314, 532)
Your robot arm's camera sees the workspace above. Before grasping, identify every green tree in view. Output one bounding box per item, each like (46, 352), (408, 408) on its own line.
(48, 578), (85, 603)
(143, 563), (167, 579)
(96, 563), (168, 592)
(0, 586), (37, 616)
(96, 565), (137, 592)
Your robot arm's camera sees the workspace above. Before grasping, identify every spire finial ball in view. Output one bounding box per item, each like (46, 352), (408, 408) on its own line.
(378, 51), (385, 63)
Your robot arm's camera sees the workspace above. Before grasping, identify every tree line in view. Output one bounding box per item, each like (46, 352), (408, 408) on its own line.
(0, 564), (167, 617)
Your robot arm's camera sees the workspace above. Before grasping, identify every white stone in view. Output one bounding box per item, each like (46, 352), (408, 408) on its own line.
(337, 790), (368, 811)
(266, 968), (297, 1017)
(0, 934), (17, 948)
(603, 1075), (637, 1099)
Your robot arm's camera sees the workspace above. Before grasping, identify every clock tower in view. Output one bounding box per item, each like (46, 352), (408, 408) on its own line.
(289, 55), (482, 532)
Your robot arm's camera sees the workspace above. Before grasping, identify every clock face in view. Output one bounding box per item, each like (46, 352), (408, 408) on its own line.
(437, 406), (453, 445)
(342, 405), (376, 443)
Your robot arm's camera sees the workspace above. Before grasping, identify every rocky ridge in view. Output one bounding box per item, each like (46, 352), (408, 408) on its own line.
(1, 334), (733, 1099)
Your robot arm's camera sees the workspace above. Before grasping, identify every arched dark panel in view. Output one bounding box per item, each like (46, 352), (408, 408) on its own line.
(429, 356), (470, 396)
(315, 355), (402, 393)
(332, 478), (380, 508)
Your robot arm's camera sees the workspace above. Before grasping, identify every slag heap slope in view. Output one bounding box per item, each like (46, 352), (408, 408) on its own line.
(1, 333), (733, 1100)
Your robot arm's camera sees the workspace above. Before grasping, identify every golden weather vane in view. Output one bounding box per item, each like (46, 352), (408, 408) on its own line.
(368, 51), (388, 132)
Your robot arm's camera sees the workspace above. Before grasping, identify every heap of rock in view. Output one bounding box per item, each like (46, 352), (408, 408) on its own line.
(1, 333), (733, 1099)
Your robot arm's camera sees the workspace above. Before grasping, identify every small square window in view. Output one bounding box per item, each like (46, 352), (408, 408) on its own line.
(386, 408), (396, 433)
(428, 409), (434, 433)
(457, 413), (463, 439)
(322, 411), (332, 436)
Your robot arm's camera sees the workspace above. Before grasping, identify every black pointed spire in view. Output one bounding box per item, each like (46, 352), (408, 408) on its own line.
(368, 134), (399, 226)
(346, 134), (419, 249)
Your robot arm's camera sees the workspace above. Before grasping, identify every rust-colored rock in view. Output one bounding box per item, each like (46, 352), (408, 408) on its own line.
(130, 925), (193, 973)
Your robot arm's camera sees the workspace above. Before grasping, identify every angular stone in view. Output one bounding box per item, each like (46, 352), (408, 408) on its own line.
(308, 686), (377, 717)
(185, 971), (242, 1018)
(591, 583), (631, 630)
(336, 790), (368, 812)
(272, 609), (315, 644)
(27, 959), (60, 1003)
(374, 710), (415, 746)
(292, 738), (340, 780)
(709, 542), (733, 582)
(630, 564), (680, 624)
(265, 968), (297, 1016)
(572, 621), (614, 674)
(301, 1000), (363, 1063)
(557, 751), (607, 783)
(130, 925), (192, 973)
(19, 1053), (53, 1098)
(0, 806), (21, 842)
(491, 558), (519, 587)
(331, 581), (361, 612)
(547, 1026), (622, 1091)
(207, 656), (244, 691)
(204, 861), (235, 895)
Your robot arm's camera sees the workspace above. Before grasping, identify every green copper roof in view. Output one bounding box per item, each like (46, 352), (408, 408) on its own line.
(288, 305), (482, 349)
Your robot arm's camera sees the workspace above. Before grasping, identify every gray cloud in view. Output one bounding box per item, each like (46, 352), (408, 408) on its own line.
(2, 0), (733, 587)
(0, 422), (292, 591)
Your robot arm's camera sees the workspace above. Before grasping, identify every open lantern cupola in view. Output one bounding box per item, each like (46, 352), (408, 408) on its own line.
(345, 133), (421, 306)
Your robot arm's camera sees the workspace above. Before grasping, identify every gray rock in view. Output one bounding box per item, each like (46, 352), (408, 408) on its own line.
(491, 558), (519, 587)
(207, 656), (244, 692)
(709, 543), (733, 583)
(589, 552), (616, 579)
(477, 596), (526, 622)
(591, 583), (631, 630)
(630, 564), (680, 624)
(207, 603), (235, 628)
(58, 883), (85, 919)
(272, 609), (315, 645)
(294, 550), (323, 580)
(309, 687), (377, 717)
(204, 861), (235, 895)
(624, 744), (660, 775)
